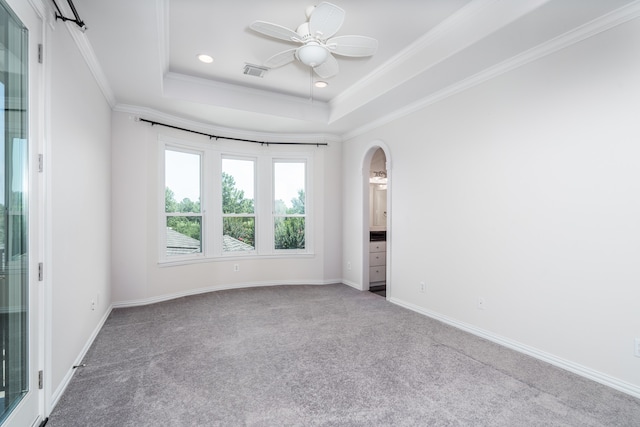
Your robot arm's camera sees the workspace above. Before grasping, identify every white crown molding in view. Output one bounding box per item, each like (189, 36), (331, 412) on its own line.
(27, 0), (47, 19)
(331, 0), (500, 107)
(390, 297), (640, 399)
(164, 71), (327, 108)
(113, 103), (342, 144)
(342, 0), (640, 142)
(330, 0), (551, 122)
(61, 22), (117, 107)
(163, 72), (331, 124)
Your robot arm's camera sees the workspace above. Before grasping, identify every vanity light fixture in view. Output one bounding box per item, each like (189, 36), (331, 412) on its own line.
(370, 170), (387, 184)
(197, 54), (214, 64)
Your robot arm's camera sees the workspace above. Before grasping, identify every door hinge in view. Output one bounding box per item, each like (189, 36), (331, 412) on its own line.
(38, 262), (43, 281)
(38, 154), (44, 172)
(38, 370), (44, 389)
(38, 44), (43, 64)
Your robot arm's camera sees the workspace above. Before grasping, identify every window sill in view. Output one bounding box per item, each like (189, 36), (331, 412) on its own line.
(158, 252), (316, 268)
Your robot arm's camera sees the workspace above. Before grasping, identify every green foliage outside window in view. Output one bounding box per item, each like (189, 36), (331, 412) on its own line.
(274, 189), (305, 250)
(165, 187), (201, 241)
(221, 172), (255, 248)
(166, 175), (305, 251)
(222, 172), (254, 214)
(274, 217), (305, 249)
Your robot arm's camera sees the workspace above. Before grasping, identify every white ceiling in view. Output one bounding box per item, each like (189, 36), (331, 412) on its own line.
(65, 0), (638, 138)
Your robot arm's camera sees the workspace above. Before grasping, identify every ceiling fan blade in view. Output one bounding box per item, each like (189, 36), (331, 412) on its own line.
(326, 35), (378, 57)
(308, 2), (345, 40)
(313, 53), (339, 79)
(250, 21), (301, 43)
(264, 48), (297, 68)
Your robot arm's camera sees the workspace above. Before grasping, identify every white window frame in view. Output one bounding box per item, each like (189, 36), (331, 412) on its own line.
(220, 154), (258, 256)
(272, 158), (309, 254)
(160, 140), (205, 263)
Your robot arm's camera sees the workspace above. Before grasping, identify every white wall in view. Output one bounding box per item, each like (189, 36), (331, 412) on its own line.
(111, 112), (342, 304)
(49, 22), (112, 396)
(343, 19), (640, 392)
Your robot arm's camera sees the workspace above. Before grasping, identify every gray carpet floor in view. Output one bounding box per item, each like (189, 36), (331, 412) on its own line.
(48, 284), (640, 426)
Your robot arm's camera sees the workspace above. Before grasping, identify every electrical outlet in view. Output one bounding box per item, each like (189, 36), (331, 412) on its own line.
(90, 300), (95, 311)
(477, 297), (486, 310)
(635, 338), (640, 357)
(233, 264), (240, 272)
(419, 281), (425, 293)
(347, 261), (351, 271)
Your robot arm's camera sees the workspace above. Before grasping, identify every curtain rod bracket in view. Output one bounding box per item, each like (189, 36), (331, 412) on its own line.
(51, 0), (87, 31)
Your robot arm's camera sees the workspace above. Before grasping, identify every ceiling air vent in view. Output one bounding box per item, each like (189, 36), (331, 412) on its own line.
(243, 63), (269, 78)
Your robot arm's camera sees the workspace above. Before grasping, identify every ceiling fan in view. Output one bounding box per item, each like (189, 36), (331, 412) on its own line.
(249, 2), (378, 79)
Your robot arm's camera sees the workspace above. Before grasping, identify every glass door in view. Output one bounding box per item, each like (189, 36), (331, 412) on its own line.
(0, 0), (36, 425)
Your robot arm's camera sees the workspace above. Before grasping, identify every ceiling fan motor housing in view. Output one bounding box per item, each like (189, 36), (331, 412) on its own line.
(296, 22), (314, 41)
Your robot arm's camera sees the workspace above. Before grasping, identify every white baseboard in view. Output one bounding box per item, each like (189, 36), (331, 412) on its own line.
(55, 285), (639, 414)
(341, 279), (363, 291)
(113, 279), (342, 308)
(49, 304), (114, 411)
(389, 297), (640, 400)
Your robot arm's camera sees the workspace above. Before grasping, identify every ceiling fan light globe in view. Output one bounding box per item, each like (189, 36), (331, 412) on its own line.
(297, 43), (328, 67)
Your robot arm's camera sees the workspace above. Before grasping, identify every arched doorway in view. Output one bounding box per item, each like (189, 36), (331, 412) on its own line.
(362, 144), (390, 298)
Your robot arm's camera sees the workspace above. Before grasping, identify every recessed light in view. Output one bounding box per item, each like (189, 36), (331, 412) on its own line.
(314, 81), (328, 88)
(197, 54), (214, 64)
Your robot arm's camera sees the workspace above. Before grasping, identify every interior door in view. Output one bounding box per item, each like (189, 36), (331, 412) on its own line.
(0, 0), (41, 426)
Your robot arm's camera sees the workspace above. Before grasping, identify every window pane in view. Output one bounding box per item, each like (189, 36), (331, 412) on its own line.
(274, 162), (305, 214)
(166, 216), (201, 256)
(222, 158), (254, 214)
(166, 150), (200, 213)
(274, 217), (305, 250)
(223, 217), (255, 251)
(0, 3), (29, 421)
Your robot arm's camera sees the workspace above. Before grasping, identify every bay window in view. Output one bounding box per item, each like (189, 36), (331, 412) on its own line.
(160, 139), (312, 263)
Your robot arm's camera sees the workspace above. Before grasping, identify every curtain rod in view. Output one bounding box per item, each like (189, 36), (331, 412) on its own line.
(137, 118), (328, 147)
(51, 0), (87, 31)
